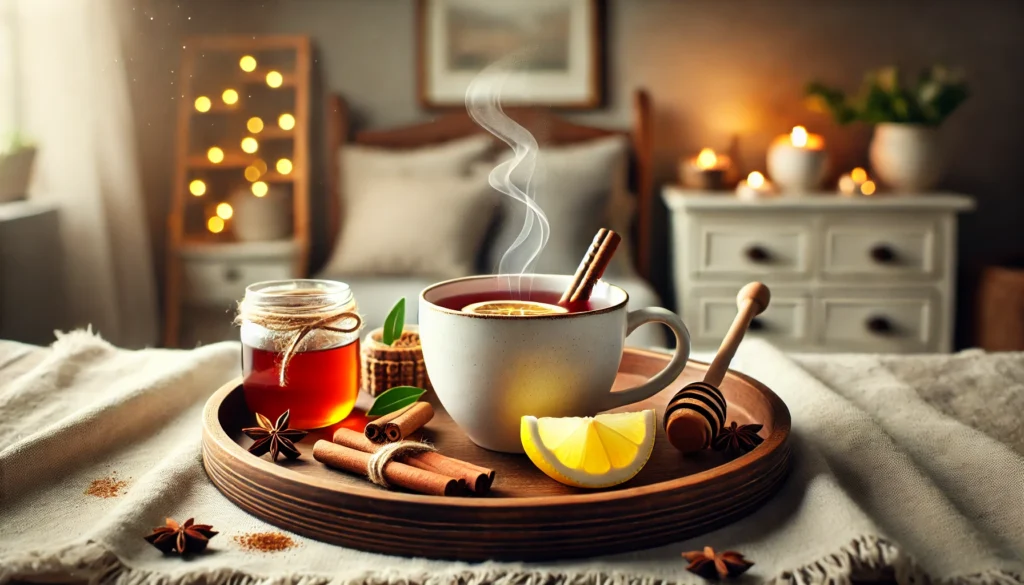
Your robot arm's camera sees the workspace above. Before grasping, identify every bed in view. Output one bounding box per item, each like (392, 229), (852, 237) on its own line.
(316, 90), (667, 346)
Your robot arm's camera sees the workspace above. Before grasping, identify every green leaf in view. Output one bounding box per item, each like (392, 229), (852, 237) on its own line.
(381, 298), (405, 346)
(367, 386), (426, 417)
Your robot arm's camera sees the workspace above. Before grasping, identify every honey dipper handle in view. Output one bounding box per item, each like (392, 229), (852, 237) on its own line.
(703, 282), (771, 387)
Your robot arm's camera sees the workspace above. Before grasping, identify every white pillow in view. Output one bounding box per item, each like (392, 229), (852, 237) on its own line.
(485, 135), (637, 277)
(342, 134), (492, 193)
(322, 171), (495, 279)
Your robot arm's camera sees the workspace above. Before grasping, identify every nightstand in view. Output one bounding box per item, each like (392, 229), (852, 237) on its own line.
(0, 201), (63, 344)
(662, 188), (975, 352)
(178, 239), (300, 345)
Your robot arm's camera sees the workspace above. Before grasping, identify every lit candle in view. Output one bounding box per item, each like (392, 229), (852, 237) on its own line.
(766, 125), (828, 194)
(838, 167), (877, 196)
(680, 147), (732, 190)
(736, 171), (777, 200)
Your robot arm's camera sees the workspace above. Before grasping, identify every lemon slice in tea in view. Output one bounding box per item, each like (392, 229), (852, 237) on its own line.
(521, 410), (656, 488)
(462, 300), (568, 316)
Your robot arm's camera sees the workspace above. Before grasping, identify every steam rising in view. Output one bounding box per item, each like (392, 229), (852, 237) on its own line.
(466, 56), (549, 298)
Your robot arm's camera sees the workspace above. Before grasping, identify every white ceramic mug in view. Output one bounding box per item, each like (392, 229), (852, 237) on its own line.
(419, 274), (691, 453)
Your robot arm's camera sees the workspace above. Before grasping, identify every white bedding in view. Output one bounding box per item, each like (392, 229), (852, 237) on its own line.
(0, 331), (1021, 584)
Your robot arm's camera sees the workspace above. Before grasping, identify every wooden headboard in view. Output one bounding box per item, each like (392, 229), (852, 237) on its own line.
(325, 90), (654, 278)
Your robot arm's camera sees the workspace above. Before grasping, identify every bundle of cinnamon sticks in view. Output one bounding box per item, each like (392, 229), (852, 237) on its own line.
(312, 402), (495, 497)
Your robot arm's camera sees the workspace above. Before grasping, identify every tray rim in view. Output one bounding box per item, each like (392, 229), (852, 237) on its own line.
(202, 347), (791, 508)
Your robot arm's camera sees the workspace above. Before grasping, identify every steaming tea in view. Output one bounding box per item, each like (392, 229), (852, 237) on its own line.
(436, 290), (610, 314)
(463, 300), (567, 316)
(241, 339), (360, 430)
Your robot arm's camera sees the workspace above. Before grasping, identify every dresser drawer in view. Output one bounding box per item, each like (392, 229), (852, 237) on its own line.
(816, 291), (937, 352)
(183, 258), (294, 305)
(822, 216), (939, 280)
(688, 288), (810, 348)
(694, 220), (812, 278)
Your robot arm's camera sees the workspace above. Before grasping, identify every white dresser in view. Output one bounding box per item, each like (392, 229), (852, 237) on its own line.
(662, 188), (975, 353)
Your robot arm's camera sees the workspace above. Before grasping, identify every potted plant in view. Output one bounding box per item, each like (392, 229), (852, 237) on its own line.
(806, 66), (968, 193)
(360, 298), (432, 397)
(0, 133), (37, 202)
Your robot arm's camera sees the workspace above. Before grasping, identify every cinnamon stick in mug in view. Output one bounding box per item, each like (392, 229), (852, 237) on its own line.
(559, 228), (621, 310)
(312, 440), (461, 497)
(333, 428), (494, 495)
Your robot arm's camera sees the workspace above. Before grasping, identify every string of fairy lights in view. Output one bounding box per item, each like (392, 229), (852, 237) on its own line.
(189, 54), (296, 235)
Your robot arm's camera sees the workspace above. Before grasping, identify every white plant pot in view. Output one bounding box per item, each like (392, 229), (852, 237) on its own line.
(229, 185), (292, 242)
(0, 147), (37, 202)
(869, 123), (943, 194)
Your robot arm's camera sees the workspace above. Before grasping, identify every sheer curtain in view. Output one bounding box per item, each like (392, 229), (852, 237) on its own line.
(13, 0), (157, 347)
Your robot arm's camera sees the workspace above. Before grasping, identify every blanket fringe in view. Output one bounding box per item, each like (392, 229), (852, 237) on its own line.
(0, 535), (1020, 585)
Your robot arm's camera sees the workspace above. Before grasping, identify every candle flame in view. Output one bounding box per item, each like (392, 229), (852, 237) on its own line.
(791, 126), (808, 148)
(851, 167), (868, 183)
(696, 148), (718, 170)
(747, 171), (765, 188)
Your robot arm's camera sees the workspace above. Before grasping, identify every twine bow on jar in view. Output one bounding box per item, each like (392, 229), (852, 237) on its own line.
(235, 287), (362, 386)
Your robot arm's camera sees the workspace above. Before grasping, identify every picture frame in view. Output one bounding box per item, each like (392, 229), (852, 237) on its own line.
(417, 0), (603, 109)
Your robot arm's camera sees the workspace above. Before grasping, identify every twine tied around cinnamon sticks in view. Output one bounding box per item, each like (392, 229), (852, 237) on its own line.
(366, 441), (438, 489)
(236, 287), (362, 386)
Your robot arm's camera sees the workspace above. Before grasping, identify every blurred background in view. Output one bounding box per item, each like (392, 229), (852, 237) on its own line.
(2, 0), (1022, 352)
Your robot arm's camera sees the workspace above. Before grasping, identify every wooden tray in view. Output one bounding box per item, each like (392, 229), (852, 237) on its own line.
(202, 348), (791, 561)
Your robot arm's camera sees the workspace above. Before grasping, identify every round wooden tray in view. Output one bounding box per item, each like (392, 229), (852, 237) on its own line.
(202, 348), (791, 561)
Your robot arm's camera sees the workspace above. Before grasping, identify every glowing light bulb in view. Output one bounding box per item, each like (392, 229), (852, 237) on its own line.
(790, 126), (808, 148)
(851, 167), (868, 183)
(276, 158), (293, 175)
(239, 55), (257, 72)
(247, 117), (264, 134)
(266, 71), (283, 88)
(207, 216), (225, 234)
(194, 96), (211, 113)
(216, 202), (233, 220)
(189, 179), (206, 196)
(207, 147), (224, 164)
(244, 166), (261, 182)
(222, 89), (239, 105)
(278, 113), (295, 131)
(861, 180), (877, 195)
(747, 171), (765, 189)
(696, 148), (718, 170)
(252, 159), (268, 175)
(251, 181), (269, 197)
(241, 137), (259, 154)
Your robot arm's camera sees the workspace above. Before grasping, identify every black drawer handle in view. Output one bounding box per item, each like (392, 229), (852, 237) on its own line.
(744, 245), (771, 263)
(865, 316), (893, 335)
(749, 317), (766, 332)
(869, 244), (897, 264)
(224, 266), (242, 282)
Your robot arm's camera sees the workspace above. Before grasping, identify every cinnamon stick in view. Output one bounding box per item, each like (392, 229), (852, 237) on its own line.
(559, 228), (621, 309)
(312, 440), (461, 497)
(384, 402), (434, 442)
(364, 403), (412, 444)
(332, 428), (495, 495)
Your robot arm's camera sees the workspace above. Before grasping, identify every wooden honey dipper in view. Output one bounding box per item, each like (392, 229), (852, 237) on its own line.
(664, 282), (771, 453)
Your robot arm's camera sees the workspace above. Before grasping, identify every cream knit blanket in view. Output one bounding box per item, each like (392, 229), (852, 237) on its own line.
(0, 330), (1022, 584)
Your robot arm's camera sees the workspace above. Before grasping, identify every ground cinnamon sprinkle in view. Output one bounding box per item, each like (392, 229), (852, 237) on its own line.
(233, 532), (297, 552)
(84, 473), (129, 498)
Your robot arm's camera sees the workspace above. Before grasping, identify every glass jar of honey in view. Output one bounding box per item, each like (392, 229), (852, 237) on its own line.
(238, 279), (362, 429)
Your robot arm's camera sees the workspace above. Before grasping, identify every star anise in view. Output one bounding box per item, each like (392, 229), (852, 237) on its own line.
(712, 422), (764, 457)
(144, 517), (218, 555)
(682, 546), (754, 580)
(242, 410), (307, 461)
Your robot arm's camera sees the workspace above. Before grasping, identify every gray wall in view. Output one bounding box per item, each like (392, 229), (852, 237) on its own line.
(122, 0), (1024, 346)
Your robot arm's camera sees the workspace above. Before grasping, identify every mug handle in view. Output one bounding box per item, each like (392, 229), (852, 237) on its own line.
(599, 307), (691, 412)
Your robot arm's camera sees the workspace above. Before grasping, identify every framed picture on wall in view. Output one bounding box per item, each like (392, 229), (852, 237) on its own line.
(417, 0), (603, 109)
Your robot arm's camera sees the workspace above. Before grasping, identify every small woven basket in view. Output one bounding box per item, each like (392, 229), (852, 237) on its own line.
(361, 325), (432, 397)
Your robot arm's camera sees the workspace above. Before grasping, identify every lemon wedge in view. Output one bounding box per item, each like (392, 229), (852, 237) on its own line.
(462, 300), (567, 316)
(521, 410), (656, 488)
